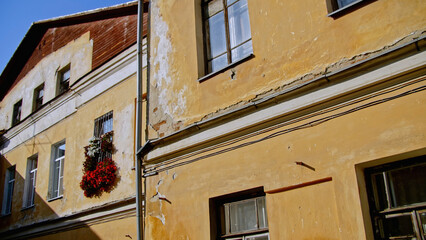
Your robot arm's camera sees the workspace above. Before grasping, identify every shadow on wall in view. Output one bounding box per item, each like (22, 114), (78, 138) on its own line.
(0, 156), (101, 240)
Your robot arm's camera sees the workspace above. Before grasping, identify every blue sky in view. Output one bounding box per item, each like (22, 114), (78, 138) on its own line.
(0, 0), (134, 75)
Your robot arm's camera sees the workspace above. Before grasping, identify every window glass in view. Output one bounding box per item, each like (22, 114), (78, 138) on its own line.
(206, 0), (224, 16)
(228, 0), (251, 49)
(231, 40), (253, 62)
(209, 54), (228, 73)
(385, 214), (416, 239)
(337, 0), (358, 8)
(2, 166), (15, 215)
(388, 164), (426, 207)
(24, 156), (37, 208)
(57, 143), (66, 158)
(34, 83), (44, 111)
(419, 211), (426, 236)
(371, 173), (388, 211)
(229, 199), (257, 232)
(206, 12), (227, 59)
(12, 100), (22, 126)
(257, 197), (268, 229)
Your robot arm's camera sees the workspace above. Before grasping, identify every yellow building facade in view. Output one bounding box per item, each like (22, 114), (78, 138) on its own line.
(142, 0), (426, 239)
(0, 2), (147, 239)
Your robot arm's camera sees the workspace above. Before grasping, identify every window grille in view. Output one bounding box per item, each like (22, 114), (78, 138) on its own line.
(94, 111), (113, 161)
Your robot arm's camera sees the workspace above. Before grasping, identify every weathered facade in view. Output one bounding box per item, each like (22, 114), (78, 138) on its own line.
(0, 2), (148, 239)
(142, 0), (426, 239)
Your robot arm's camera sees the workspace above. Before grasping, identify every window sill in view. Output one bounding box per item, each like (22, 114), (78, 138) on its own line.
(198, 54), (254, 83)
(327, 0), (365, 18)
(21, 205), (35, 211)
(47, 195), (63, 202)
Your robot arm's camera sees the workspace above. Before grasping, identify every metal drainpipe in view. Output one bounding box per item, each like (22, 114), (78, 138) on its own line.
(136, 1), (144, 239)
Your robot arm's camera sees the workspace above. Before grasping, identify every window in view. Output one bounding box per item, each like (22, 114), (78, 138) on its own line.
(23, 155), (38, 208)
(2, 166), (15, 215)
(210, 188), (269, 239)
(365, 156), (426, 240)
(12, 99), (22, 126)
(326, 0), (366, 15)
(57, 65), (70, 95)
(94, 111), (113, 161)
(94, 111), (113, 138)
(203, 0), (253, 74)
(49, 141), (65, 200)
(33, 83), (44, 111)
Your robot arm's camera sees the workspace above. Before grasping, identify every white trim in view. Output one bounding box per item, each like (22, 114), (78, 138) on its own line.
(147, 51), (426, 161)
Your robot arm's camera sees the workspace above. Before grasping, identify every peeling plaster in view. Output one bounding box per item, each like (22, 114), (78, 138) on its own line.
(149, 179), (166, 225)
(197, 31), (426, 125)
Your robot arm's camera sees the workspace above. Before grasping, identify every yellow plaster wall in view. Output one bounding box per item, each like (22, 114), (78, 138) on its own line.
(144, 77), (426, 239)
(0, 74), (138, 232)
(32, 215), (137, 240)
(148, 0), (426, 136)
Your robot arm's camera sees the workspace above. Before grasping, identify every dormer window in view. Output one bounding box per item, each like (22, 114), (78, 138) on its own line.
(57, 65), (70, 96)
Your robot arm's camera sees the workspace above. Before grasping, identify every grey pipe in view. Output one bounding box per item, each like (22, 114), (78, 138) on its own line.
(135, 1), (144, 239)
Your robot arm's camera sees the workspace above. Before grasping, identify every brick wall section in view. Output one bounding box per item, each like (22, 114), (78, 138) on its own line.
(15, 14), (139, 85)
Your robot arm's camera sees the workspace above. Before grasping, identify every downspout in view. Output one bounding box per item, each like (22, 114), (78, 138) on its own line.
(136, 1), (144, 240)
(143, 2), (152, 239)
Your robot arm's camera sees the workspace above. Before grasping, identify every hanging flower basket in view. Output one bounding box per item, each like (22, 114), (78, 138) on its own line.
(80, 131), (117, 198)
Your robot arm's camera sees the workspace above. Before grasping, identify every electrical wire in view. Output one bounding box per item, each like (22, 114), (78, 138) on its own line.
(144, 76), (426, 174)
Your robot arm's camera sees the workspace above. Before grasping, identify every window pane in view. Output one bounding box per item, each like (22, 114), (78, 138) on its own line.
(205, 0), (223, 17)
(227, 0), (238, 5)
(337, 0), (358, 9)
(257, 197), (268, 229)
(57, 144), (66, 158)
(206, 12), (227, 59)
(229, 199), (257, 233)
(209, 53), (228, 72)
(228, 0), (251, 49)
(371, 173), (388, 211)
(388, 164), (426, 207)
(419, 211), (426, 236)
(53, 160), (60, 197)
(62, 69), (70, 81)
(384, 214), (416, 239)
(231, 40), (252, 62)
(246, 234), (269, 240)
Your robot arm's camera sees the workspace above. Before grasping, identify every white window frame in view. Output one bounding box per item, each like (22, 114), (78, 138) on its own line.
(48, 141), (65, 200)
(23, 155), (38, 209)
(2, 166), (15, 215)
